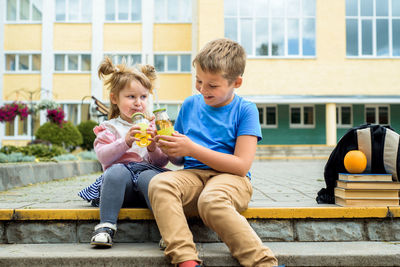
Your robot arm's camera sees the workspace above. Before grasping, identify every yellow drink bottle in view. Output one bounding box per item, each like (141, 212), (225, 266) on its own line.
(154, 108), (174, 136)
(131, 112), (152, 147)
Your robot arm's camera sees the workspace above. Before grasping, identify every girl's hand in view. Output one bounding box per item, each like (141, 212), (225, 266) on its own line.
(146, 126), (158, 152)
(155, 132), (195, 157)
(125, 125), (141, 147)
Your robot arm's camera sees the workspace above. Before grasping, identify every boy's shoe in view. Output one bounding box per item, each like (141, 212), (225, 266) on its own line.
(90, 222), (117, 248)
(159, 238), (167, 250)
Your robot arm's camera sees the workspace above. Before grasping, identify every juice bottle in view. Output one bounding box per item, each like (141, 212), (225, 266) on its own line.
(131, 112), (152, 147)
(154, 108), (174, 136)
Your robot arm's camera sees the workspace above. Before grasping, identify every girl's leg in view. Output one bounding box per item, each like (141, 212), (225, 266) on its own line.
(99, 164), (134, 224)
(136, 169), (163, 210)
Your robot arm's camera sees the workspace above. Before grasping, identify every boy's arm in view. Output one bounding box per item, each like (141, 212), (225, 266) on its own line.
(157, 133), (257, 177)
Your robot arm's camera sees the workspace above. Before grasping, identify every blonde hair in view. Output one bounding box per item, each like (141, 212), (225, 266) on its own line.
(98, 57), (156, 119)
(193, 38), (246, 84)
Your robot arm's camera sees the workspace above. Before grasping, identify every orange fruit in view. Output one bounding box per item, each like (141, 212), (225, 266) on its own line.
(343, 150), (367, 174)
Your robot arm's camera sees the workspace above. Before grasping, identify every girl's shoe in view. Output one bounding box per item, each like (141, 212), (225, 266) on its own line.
(90, 222), (117, 248)
(159, 238), (167, 250)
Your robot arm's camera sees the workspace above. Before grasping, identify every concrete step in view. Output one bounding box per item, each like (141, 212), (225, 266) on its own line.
(2, 207), (400, 244)
(255, 145), (334, 160)
(1, 242), (400, 266)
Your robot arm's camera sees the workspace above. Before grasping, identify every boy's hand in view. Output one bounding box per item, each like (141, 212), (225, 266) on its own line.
(125, 125), (141, 147)
(155, 132), (195, 157)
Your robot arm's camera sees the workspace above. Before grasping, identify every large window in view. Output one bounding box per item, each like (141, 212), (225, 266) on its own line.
(290, 105), (315, 128)
(154, 54), (191, 73)
(224, 0), (316, 57)
(55, 0), (92, 22)
(336, 105), (353, 127)
(105, 54), (142, 65)
(105, 0), (141, 22)
(5, 54), (41, 72)
(54, 54), (91, 72)
(365, 105), (390, 124)
(154, 0), (192, 22)
(346, 0), (400, 57)
(6, 0), (42, 22)
(257, 105), (278, 128)
(62, 103), (91, 125)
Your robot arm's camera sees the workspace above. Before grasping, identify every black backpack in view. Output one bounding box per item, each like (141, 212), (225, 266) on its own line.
(316, 124), (400, 204)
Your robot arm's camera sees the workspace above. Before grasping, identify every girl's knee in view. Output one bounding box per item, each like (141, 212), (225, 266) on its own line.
(103, 164), (130, 185)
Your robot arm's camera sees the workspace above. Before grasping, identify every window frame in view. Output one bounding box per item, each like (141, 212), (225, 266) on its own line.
(5, 0), (42, 23)
(5, 53), (41, 73)
(55, 0), (93, 22)
(257, 104), (278, 128)
(153, 53), (192, 73)
(346, 0), (400, 58)
(154, 0), (192, 23)
(105, 0), (142, 22)
(224, 0), (316, 58)
(336, 104), (353, 128)
(289, 104), (315, 128)
(54, 53), (92, 73)
(104, 53), (142, 66)
(364, 104), (391, 125)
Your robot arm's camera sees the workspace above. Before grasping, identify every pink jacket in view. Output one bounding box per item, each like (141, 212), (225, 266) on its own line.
(93, 117), (168, 170)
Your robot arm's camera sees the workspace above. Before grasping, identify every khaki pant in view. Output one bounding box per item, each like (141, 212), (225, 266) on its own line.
(148, 169), (278, 267)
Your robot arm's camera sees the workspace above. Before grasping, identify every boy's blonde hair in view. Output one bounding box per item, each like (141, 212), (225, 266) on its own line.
(98, 57), (156, 119)
(193, 38), (246, 84)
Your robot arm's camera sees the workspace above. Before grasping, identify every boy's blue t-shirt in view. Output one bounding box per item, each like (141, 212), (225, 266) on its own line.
(174, 94), (262, 177)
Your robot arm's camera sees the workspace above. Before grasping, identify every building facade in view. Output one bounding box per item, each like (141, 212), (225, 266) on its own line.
(0, 0), (399, 146)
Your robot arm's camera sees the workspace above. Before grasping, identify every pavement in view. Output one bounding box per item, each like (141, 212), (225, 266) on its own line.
(0, 159), (329, 209)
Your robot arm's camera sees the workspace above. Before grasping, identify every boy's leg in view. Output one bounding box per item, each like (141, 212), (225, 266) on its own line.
(198, 174), (278, 267)
(148, 170), (205, 264)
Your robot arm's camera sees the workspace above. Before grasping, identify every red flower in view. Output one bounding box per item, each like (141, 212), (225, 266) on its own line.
(0, 102), (30, 123)
(46, 107), (65, 126)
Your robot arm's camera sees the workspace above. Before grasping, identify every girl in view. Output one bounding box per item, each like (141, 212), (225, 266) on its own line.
(78, 57), (168, 248)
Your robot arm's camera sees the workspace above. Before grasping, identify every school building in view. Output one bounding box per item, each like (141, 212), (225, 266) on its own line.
(0, 0), (399, 146)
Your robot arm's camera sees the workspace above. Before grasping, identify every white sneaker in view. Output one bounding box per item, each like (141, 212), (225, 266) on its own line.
(90, 222), (117, 248)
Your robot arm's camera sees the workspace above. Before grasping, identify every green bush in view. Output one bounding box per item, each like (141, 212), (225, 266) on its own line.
(52, 154), (78, 161)
(35, 122), (83, 151)
(77, 151), (98, 160)
(19, 144), (66, 159)
(77, 120), (98, 150)
(0, 153), (8, 163)
(2, 152), (35, 163)
(0, 145), (19, 155)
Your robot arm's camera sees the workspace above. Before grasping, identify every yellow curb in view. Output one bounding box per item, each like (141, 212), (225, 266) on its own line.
(254, 156), (329, 160)
(0, 209), (14, 220)
(2, 207), (399, 221)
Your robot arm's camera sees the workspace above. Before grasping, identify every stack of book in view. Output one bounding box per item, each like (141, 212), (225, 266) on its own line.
(334, 173), (400, 207)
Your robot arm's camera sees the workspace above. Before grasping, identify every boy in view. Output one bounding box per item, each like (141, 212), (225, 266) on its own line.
(150, 38), (278, 267)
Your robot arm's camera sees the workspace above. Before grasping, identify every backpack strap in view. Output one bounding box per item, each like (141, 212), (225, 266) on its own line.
(357, 127), (372, 173)
(383, 128), (399, 181)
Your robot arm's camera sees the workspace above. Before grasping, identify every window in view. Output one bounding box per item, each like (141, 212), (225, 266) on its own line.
(346, 0), (400, 57)
(224, 0), (316, 57)
(105, 54), (142, 65)
(154, 0), (192, 22)
(55, 0), (92, 22)
(257, 105), (277, 127)
(6, 0), (42, 22)
(5, 54), (41, 72)
(336, 105), (353, 127)
(365, 105), (390, 124)
(62, 103), (91, 125)
(154, 54), (191, 73)
(54, 54), (91, 72)
(105, 0), (141, 22)
(290, 105), (315, 127)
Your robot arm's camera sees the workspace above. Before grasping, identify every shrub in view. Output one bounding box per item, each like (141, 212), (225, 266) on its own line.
(0, 145), (19, 155)
(77, 151), (98, 160)
(3, 152), (35, 163)
(0, 153), (8, 163)
(19, 144), (66, 159)
(35, 122), (83, 151)
(52, 154), (78, 161)
(77, 120), (98, 150)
